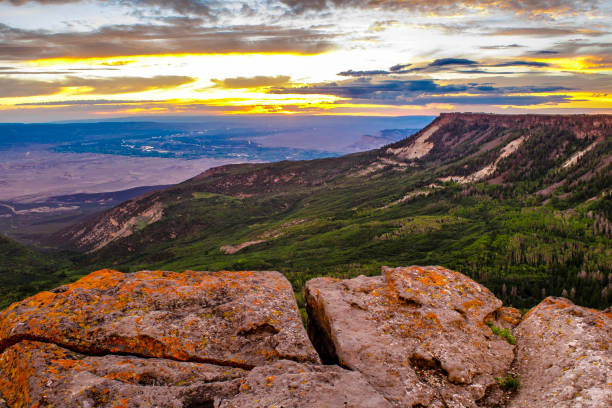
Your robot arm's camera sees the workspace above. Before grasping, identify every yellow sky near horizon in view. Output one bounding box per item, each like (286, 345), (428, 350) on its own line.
(0, 0), (611, 120)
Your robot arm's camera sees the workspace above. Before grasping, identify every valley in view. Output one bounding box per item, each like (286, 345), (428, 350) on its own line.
(2, 113), (609, 313)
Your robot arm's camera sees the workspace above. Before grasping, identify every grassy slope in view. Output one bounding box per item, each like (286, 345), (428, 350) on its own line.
(2, 116), (610, 311)
(76, 124), (611, 310)
(0, 235), (76, 309)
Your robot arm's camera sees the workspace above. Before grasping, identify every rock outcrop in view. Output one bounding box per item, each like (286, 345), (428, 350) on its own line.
(1, 266), (610, 407)
(0, 269), (319, 368)
(0, 340), (246, 407)
(305, 266), (518, 407)
(218, 360), (392, 408)
(510, 297), (612, 408)
(0, 269), (378, 407)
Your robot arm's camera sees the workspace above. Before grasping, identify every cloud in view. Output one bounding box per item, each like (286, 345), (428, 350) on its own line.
(272, 78), (467, 99)
(278, 0), (601, 17)
(337, 69), (389, 77)
(412, 94), (575, 106)
(480, 44), (524, 50)
(16, 99), (157, 105)
(0, 75), (195, 97)
(2, 0), (220, 18)
(368, 20), (399, 32)
(337, 57), (551, 77)
(3, 0), (78, 3)
(429, 58), (477, 67)
(210, 75), (291, 88)
(490, 27), (607, 37)
(0, 22), (335, 60)
(270, 76), (572, 106)
(5, 0), (601, 18)
(389, 63), (410, 72)
(0, 77), (65, 97)
(493, 61), (550, 67)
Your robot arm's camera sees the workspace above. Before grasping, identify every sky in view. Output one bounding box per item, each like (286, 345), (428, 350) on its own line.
(0, 0), (611, 121)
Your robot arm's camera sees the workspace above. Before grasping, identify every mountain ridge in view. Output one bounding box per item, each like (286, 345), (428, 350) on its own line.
(15, 112), (612, 311)
(59, 112), (612, 251)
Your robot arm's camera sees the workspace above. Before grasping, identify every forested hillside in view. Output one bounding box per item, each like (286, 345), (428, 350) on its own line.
(0, 235), (74, 309)
(4, 113), (611, 311)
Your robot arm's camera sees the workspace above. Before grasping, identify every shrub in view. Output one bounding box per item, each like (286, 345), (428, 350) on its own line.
(495, 375), (520, 391)
(486, 321), (516, 345)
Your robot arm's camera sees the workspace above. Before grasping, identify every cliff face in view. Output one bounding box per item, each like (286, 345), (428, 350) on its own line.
(1, 266), (610, 407)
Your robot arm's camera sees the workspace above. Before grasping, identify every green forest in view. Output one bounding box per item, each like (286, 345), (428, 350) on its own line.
(1, 119), (611, 312)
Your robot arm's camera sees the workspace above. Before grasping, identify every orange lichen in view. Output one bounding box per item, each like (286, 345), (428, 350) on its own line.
(0, 269), (317, 370)
(112, 398), (129, 408)
(414, 268), (448, 287)
(462, 299), (484, 310)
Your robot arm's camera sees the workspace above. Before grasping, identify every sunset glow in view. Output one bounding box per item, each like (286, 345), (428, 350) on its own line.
(1, 0), (611, 121)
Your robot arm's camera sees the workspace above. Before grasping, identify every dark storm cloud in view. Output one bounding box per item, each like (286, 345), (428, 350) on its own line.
(0, 22), (335, 60)
(270, 76), (572, 106)
(0, 75), (195, 97)
(278, 0), (601, 16)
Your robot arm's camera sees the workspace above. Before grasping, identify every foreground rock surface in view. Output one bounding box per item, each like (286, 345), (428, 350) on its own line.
(0, 269), (320, 368)
(510, 297), (612, 408)
(218, 360), (392, 408)
(306, 266), (517, 407)
(2, 266), (610, 407)
(0, 340), (246, 408)
(0, 269), (388, 407)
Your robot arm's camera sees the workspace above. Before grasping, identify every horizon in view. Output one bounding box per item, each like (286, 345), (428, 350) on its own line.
(1, 1), (611, 122)
(3, 111), (612, 125)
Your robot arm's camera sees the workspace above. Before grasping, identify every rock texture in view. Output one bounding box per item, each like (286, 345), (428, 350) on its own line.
(0, 269), (320, 368)
(218, 360), (392, 408)
(306, 266), (517, 407)
(0, 340), (246, 408)
(510, 297), (612, 408)
(0, 269), (386, 407)
(1, 266), (610, 408)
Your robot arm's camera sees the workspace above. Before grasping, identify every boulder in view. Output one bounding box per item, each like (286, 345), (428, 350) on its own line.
(219, 359), (392, 408)
(0, 340), (246, 408)
(510, 297), (612, 408)
(305, 266), (517, 407)
(0, 269), (320, 368)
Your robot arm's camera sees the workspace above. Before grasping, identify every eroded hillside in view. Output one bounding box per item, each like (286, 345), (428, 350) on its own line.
(41, 113), (612, 310)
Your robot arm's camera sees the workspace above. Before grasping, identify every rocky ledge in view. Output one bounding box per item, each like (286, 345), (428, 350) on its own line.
(0, 266), (609, 408)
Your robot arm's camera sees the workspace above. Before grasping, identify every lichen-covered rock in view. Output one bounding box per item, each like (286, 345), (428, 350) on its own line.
(0, 340), (246, 408)
(510, 297), (612, 408)
(0, 269), (320, 368)
(494, 306), (522, 330)
(218, 359), (392, 408)
(305, 266), (516, 407)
